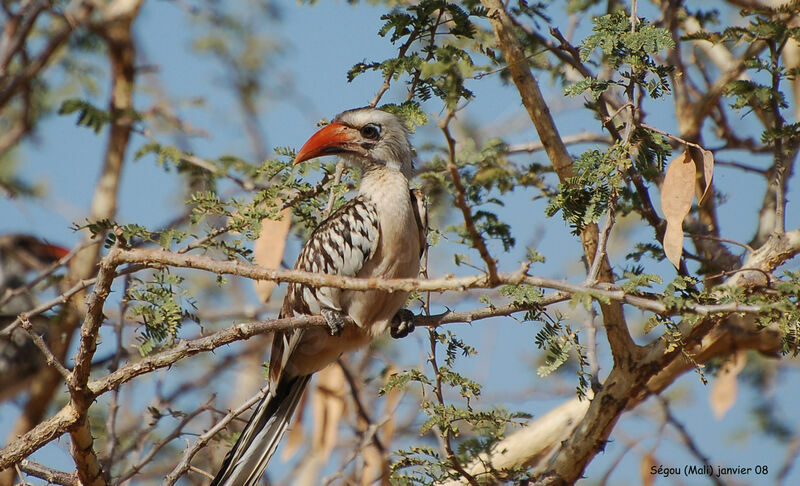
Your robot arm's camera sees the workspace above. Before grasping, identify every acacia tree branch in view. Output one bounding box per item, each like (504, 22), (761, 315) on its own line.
(0, 1), (96, 107)
(0, 298), (544, 472)
(107, 247), (792, 315)
(658, 398), (725, 486)
(0, 405), (79, 471)
(0, 249), (541, 339)
(479, 0), (639, 367)
(64, 3), (142, 485)
(1, 0), (128, 462)
(369, 23), (421, 107)
(441, 308), (785, 486)
(4, 228), (799, 475)
(88, 301), (559, 400)
(440, 394), (592, 486)
(116, 396), (214, 484)
(505, 132), (612, 154)
(0, 1), (49, 75)
(66, 250), (118, 486)
(163, 389), (268, 486)
(439, 109), (500, 283)
(543, 26), (665, 236)
(427, 328), (480, 486)
(535, 230), (800, 485)
(16, 459), (81, 486)
(70, 251), (118, 391)
(18, 314), (72, 382)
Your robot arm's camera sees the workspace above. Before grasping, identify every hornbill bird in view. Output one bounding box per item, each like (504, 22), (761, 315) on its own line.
(211, 107), (426, 486)
(0, 234), (70, 400)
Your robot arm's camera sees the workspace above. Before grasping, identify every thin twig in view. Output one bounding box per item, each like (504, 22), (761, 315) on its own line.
(17, 459), (81, 486)
(104, 274), (130, 468)
(117, 396), (215, 484)
(505, 132), (613, 154)
(163, 388), (267, 486)
(136, 126), (267, 192)
(18, 314), (72, 382)
(88, 298), (563, 402)
(0, 2), (96, 107)
(105, 247), (789, 317)
(427, 328), (480, 486)
(659, 398), (724, 486)
(439, 110), (500, 283)
(585, 202), (615, 285)
(0, 240), (89, 310)
(176, 171), (332, 255)
(714, 159), (767, 174)
(369, 27), (421, 107)
(323, 161), (345, 218)
(0, 2), (49, 74)
(404, 7), (445, 103)
(604, 102), (633, 127)
(180, 153), (262, 192)
(769, 40), (787, 235)
(0, 276), (96, 337)
(320, 416), (392, 486)
(583, 307), (600, 391)
(337, 359), (386, 453)
(639, 122), (705, 151)
(471, 47), (549, 80)
(685, 233), (754, 253)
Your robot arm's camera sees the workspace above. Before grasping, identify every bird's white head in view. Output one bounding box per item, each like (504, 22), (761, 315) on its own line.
(294, 107), (414, 179)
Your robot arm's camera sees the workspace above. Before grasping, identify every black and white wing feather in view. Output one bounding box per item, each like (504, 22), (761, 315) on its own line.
(212, 198), (381, 486)
(269, 196), (379, 385)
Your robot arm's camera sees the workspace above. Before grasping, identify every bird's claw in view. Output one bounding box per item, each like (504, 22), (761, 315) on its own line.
(390, 309), (415, 339)
(321, 308), (345, 336)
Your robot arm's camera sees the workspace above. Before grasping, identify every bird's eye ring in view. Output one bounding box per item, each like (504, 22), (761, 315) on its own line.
(360, 124), (381, 140)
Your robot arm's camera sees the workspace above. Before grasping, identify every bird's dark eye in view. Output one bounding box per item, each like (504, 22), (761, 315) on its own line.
(360, 124), (381, 140)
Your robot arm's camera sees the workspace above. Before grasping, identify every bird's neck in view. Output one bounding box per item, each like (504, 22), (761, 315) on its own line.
(358, 166), (410, 202)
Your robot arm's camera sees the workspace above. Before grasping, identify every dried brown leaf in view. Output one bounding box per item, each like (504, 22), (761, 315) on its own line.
(640, 452), (656, 486)
(699, 149), (715, 204)
(358, 366), (402, 486)
(379, 366), (402, 445)
(253, 209), (291, 302)
(710, 351), (746, 419)
(362, 443), (389, 486)
(311, 365), (346, 458)
(281, 395), (306, 461)
(281, 365), (347, 468)
(662, 224), (686, 271)
(661, 152), (696, 268)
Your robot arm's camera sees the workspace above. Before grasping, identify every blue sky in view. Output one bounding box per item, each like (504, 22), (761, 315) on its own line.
(2, 1), (799, 484)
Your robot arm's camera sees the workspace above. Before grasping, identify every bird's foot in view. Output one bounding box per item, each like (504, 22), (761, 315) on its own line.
(390, 309), (415, 339)
(321, 308), (346, 336)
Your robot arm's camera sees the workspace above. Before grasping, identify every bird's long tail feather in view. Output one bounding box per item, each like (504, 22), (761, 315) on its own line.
(211, 374), (311, 486)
